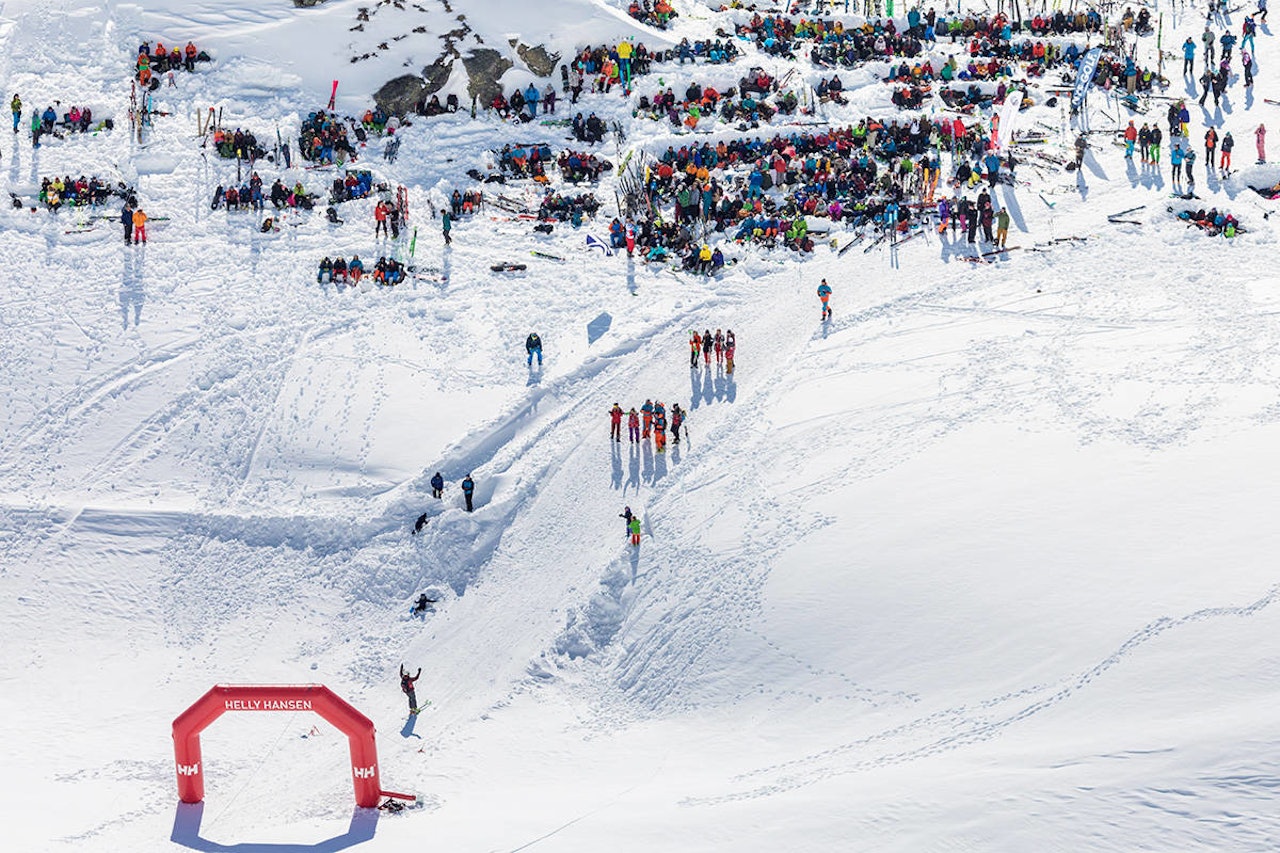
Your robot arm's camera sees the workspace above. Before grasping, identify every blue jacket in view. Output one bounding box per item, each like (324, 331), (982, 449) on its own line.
(1184, 41), (1196, 59)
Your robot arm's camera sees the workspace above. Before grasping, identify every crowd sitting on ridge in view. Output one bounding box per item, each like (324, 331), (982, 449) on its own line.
(39, 175), (123, 209)
(135, 39), (210, 87)
(317, 254), (406, 285)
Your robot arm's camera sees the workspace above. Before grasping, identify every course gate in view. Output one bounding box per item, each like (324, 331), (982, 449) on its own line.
(172, 684), (382, 807)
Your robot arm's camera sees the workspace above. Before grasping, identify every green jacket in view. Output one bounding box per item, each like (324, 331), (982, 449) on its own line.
(628, 517), (641, 535)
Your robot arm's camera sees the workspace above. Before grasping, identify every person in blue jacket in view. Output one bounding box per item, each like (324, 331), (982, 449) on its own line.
(984, 151), (1002, 187)
(430, 471), (444, 499)
(525, 331), (543, 366)
(524, 83), (540, 118)
(461, 474), (475, 512)
(1182, 38), (1196, 77)
(41, 104), (56, 133)
(817, 279), (832, 321)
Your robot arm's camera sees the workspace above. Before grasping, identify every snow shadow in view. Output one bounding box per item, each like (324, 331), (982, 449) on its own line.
(120, 243), (145, 329)
(998, 185), (1027, 233)
(625, 442), (641, 494)
(400, 714), (422, 739)
(170, 801), (378, 852)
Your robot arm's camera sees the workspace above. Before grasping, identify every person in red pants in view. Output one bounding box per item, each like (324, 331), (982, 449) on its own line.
(132, 207), (148, 244)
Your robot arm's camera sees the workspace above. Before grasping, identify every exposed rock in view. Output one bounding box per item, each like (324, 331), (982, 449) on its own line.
(462, 48), (512, 104)
(292, 0), (327, 7)
(374, 74), (428, 117)
(515, 43), (559, 78)
(422, 54), (454, 94)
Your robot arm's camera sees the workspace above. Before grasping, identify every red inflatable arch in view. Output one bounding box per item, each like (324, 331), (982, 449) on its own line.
(173, 684), (382, 808)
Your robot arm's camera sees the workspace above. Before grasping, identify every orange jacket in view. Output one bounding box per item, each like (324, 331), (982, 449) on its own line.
(132, 209), (148, 226)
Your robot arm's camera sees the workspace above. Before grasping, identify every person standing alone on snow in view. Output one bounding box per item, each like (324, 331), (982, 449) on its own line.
(461, 474), (475, 512)
(10, 93), (20, 133)
(400, 665), (422, 713)
(442, 210), (452, 245)
(430, 471), (444, 499)
(818, 279), (832, 321)
(525, 332), (542, 366)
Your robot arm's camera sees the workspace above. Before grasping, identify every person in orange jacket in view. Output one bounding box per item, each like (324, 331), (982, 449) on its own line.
(132, 207), (148, 244)
(641, 399), (653, 438)
(689, 330), (702, 368)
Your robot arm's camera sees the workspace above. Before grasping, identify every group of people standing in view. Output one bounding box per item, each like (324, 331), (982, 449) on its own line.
(688, 328), (736, 372)
(610, 400), (686, 452)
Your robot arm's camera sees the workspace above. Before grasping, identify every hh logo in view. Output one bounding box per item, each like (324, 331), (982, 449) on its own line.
(177, 763), (200, 776)
(353, 765), (376, 779)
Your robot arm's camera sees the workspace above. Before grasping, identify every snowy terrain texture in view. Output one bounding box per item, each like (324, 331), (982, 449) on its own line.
(3, 0), (1280, 850)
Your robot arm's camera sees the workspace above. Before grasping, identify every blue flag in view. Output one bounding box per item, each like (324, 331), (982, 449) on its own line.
(1072, 47), (1103, 110)
(585, 234), (614, 256)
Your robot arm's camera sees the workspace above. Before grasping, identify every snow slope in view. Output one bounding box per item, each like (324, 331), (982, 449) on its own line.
(4, 0), (1280, 850)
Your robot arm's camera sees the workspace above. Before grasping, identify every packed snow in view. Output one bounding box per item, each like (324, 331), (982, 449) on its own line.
(3, 0), (1280, 850)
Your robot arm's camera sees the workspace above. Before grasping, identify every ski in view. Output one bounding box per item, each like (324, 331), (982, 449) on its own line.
(1039, 192), (1056, 209)
(491, 262), (527, 272)
(530, 250), (565, 261)
(889, 229), (922, 248)
(963, 246), (1020, 262)
(862, 231), (890, 253)
(836, 232), (866, 255)
(1108, 204), (1147, 219)
(328, 80), (339, 111)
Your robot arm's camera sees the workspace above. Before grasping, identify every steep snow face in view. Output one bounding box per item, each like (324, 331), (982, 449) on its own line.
(0, 0), (672, 109)
(5, 0), (1280, 850)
